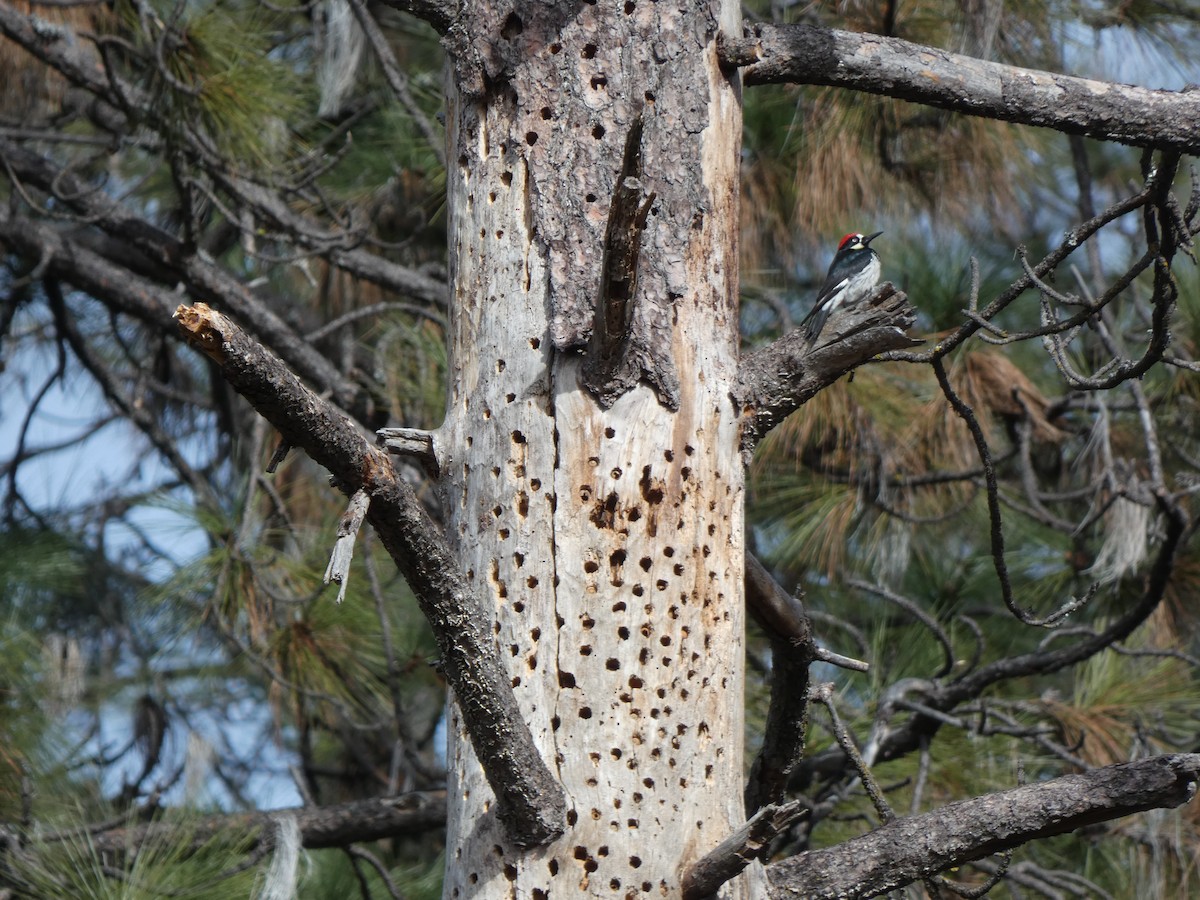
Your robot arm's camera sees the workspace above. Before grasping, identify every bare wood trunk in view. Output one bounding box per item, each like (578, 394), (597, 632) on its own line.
(438, 1), (758, 896)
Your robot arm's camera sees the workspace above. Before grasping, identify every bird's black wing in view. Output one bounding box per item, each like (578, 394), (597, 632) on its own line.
(798, 273), (850, 327)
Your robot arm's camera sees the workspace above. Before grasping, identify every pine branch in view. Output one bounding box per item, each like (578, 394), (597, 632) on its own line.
(796, 497), (1187, 785)
(724, 24), (1200, 156)
(767, 754), (1200, 899)
(0, 140), (372, 424)
(31, 791), (447, 861)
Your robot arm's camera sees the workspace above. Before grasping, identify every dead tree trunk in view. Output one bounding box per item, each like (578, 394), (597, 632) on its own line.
(435, 1), (759, 896)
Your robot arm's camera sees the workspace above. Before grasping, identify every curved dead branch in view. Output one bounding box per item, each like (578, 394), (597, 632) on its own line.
(173, 303), (565, 848)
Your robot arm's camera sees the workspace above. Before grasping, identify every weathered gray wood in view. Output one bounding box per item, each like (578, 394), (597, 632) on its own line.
(173, 303), (564, 849)
(323, 488), (370, 604)
(726, 23), (1200, 155)
(734, 283), (919, 452)
(437, 0), (763, 896)
(378, 426), (440, 476)
(767, 754), (1200, 899)
(683, 800), (806, 899)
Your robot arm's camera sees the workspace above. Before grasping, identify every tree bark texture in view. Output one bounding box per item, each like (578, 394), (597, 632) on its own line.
(734, 283), (918, 453)
(436, 1), (759, 896)
(726, 24), (1200, 155)
(174, 303), (564, 848)
(767, 754), (1200, 899)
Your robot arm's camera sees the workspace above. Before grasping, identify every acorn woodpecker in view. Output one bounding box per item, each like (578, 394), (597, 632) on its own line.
(801, 231), (883, 341)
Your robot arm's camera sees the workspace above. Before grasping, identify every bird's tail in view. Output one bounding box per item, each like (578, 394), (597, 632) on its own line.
(803, 306), (829, 343)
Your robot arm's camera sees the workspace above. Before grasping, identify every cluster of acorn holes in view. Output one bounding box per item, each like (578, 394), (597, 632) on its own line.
(441, 9), (730, 898)
(457, 843), (676, 898)
(459, 6), (657, 182)
(451, 108), (729, 879)
(452, 421), (728, 895)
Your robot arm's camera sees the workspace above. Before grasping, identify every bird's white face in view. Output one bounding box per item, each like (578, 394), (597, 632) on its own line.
(838, 230), (883, 253)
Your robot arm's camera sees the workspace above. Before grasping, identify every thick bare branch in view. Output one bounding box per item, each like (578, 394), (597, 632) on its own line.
(744, 554), (813, 816)
(734, 284), (919, 452)
(768, 754), (1200, 899)
(173, 303), (565, 848)
(726, 24), (1200, 155)
(0, 210), (174, 327)
(743, 555), (870, 816)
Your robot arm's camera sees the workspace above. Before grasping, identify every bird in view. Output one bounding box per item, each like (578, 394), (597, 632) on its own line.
(800, 231), (883, 342)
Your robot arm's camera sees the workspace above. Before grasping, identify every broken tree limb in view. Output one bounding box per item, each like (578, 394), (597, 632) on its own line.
(734, 283), (919, 453)
(174, 303), (565, 848)
(744, 552), (813, 651)
(376, 426), (440, 478)
(682, 800), (806, 900)
(743, 554), (871, 816)
(743, 554), (814, 816)
(323, 488), (370, 604)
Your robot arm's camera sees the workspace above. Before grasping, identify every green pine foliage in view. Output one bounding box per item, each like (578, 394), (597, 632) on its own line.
(737, 4), (1200, 892)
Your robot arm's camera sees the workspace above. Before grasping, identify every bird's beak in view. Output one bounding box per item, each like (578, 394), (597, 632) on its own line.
(863, 231), (883, 245)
